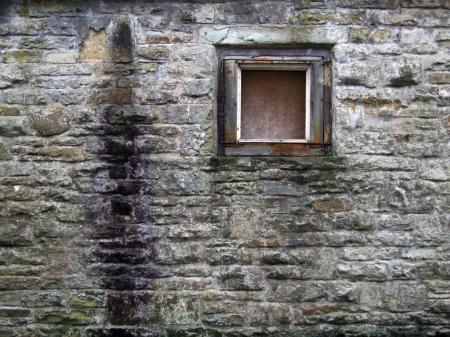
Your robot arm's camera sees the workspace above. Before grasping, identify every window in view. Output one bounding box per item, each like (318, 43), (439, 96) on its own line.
(218, 49), (332, 156)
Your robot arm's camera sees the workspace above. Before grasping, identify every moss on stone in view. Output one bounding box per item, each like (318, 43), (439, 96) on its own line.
(0, 146), (10, 160)
(341, 76), (363, 86)
(390, 66), (418, 87)
(295, 10), (364, 26)
(2, 50), (42, 63)
(0, 105), (21, 116)
(69, 295), (101, 308)
(33, 147), (85, 161)
(36, 309), (94, 325)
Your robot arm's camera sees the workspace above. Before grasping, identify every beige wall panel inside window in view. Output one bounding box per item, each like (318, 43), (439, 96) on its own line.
(240, 70), (306, 140)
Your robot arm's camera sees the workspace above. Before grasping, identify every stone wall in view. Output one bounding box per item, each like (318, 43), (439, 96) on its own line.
(0, 1), (449, 336)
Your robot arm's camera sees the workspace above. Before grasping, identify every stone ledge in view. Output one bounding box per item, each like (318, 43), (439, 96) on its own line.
(198, 25), (348, 45)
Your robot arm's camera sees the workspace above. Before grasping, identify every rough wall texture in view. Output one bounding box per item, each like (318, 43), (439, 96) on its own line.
(0, 1), (449, 336)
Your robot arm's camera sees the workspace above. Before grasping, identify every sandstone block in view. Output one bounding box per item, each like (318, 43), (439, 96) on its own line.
(32, 147), (85, 162)
(294, 9), (365, 25)
(0, 105), (21, 116)
(313, 199), (351, 212)
(31, 104), (70, 137)
(80, 28), (106, 62)
(88, 88), (132, 105)
(137, 46), (171, 61)
(428, 72), (450, 84)
(2, 50), (42, 63)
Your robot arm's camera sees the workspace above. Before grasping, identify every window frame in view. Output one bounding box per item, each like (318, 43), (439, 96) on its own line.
(235, 59), (312, 144)
(218, 48), (332, 157)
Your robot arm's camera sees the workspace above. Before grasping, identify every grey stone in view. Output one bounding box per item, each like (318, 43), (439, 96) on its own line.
(198, 25), (348, 45)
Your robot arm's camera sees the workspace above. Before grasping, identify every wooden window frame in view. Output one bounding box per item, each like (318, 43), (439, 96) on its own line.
(218, 48), (332, 156)
(236, 61), (311, 144)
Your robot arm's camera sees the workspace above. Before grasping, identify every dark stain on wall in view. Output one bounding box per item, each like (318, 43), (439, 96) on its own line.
(87, 18), (153, 337)
(111, 19), (133, 63)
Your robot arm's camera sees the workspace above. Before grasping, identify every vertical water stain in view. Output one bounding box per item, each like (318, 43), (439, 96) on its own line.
(87, 18), (155, 337)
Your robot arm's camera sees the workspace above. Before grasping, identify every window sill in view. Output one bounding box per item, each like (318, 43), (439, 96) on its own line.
(222, 143), (332, 157)
(209, 154), (345, 170)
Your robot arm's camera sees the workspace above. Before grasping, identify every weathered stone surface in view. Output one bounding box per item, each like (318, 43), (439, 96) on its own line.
(0, 116), (29, 137)
(137, 46), (171, 61)
(44, 52), (77, 64)
(0, 1), (448, 337)
(293, 9), (365, 25)
(198, 25), (348, 45)
(313, 198), (352, 212)
(428, 71), (450, 84)
(26, 146), (85, 162)
(79, 28), (106, 62)
(30, 104), (70, 136)
(2, 50), (42, 63)
(35, 309), (95, 325)
(110, 19), (133, 63)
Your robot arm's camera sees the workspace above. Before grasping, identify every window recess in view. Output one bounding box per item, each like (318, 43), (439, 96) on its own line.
(219, 52), (332, 156)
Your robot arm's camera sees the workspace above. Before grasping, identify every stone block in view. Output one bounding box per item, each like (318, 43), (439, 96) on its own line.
(198, 25), (348, 45)
(0, 308), (31, 318)
(153, 241), (203, 265)
(358, 283), (385, 311)
(0, 65), (26, 89)
(79, 28), (106, 62)
(2, 50), (42, 63)
(429, 299), (450, 313)
(217, 266), (264, 291)
(215, 2), (257, 24)
(88, 88), (132, 105)
(0, 116), (29, 137)
(30, 104), (70, 136)
(313, 199), (351, 212)
(35, 309), (95, 325)
(31, 147), (85, 162)
(436, 29), (450, 42)
(110, 19), (133, 63)
(400, 28), (438, 54)
(185, 79), (212, 97)
(294, 9), (365, 25)
(69, 292), (104, 308)
(44, 51), (77, 64)
(255, 2), (291, 24)
(0, 219), (34, 247)
(384, 282), (427, 312)
(267, 281), (324, 302)
(428, 72), (450, 84)
(401, 0), (442, 7)
(337, 0), (400, 8)
(137, 46), (171, 61)
(134, 135), (178, 154)
(389, 65), (420, 87)
(338, 262), (389, 281)
(143, 32), (194, 44)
